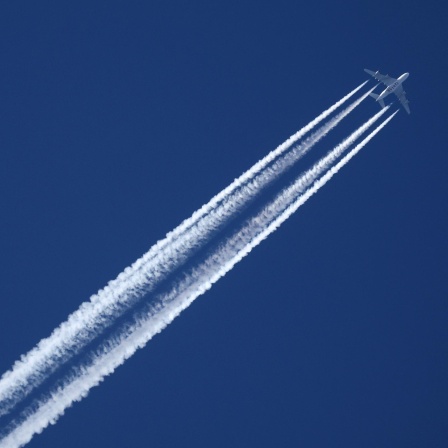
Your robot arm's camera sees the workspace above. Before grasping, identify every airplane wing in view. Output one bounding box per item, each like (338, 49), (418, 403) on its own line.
(394, 84), (411, 114)
(364, 69), (396, 86)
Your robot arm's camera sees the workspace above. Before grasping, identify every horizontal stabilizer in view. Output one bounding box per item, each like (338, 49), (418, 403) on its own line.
(364, 68), (376, 76)
(369, 93), (386, 109)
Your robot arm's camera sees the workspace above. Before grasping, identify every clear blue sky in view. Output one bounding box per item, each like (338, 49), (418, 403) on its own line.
(0, 2), (447, 447)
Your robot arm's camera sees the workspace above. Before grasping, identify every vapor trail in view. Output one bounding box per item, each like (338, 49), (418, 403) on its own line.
(0, 83), (370, 416)
(0, 110), (397, 448)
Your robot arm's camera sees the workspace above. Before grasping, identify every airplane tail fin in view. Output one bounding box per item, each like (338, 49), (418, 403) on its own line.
(369, 93), (386, 109)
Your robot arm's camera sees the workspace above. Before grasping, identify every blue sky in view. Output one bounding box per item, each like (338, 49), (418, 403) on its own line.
(0, 1), (447, 447)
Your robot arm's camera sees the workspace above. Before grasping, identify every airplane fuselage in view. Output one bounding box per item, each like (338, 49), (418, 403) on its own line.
(377, 72), (409, 101)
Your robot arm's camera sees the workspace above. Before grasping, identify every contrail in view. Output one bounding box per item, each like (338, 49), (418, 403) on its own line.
(0, 110), (397, 448)
(0, 83), (370, 416)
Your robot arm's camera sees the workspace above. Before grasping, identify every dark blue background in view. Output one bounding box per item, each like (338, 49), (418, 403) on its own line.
(1, 2), (447, 447)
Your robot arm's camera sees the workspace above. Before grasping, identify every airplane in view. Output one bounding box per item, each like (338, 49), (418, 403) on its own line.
(364, 69), (410, 114)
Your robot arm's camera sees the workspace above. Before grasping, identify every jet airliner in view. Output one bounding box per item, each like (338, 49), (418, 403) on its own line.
(364, 69), (410, 114)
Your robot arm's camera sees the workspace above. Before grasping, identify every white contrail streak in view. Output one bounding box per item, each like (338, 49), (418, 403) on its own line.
(0, 83), (370, 416)
(0, 110), (397, 448)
